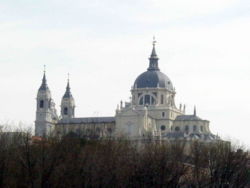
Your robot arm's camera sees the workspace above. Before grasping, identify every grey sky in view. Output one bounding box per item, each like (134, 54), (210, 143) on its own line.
(0, 0), (250, 146)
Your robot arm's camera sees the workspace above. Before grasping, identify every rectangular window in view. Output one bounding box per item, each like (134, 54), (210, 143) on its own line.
(161, 95), (164, 104)
(39, 100), (44, 108)
(162, 112), (165, 117)
(145, 95), (150, 105)
(64, 107), (68, 115)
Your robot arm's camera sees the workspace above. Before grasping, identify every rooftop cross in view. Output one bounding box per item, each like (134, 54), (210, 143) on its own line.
(153, 36), (156, 47)
(43, 65), (46, 73)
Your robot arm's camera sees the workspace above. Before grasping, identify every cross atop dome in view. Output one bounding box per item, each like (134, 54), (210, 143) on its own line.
(153, 36), (156, 47)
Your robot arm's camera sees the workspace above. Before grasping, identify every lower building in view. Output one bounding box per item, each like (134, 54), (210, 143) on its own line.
(35, 41), (219, 142)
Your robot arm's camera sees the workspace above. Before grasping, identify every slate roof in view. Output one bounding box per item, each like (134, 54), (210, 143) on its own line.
(134, 70), (174, 90)
(133, 42), (174, 90)
(39, 72), (49, 91)
(63, 81), (73, 99)
(57, 117), (115, 125)
(175, 115), (203, 121)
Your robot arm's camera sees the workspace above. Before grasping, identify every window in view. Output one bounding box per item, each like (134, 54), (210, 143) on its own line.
(139, 97), (143, 105)
(145, 95), (150, 105)
(193, 125), (197, 132)
(161, 95), (164, 104)
(107, 128), (112, 134)
(175, 126), (180, 131)
(162, 112), (165, 117)
(139, 95), (156, 106)
(160, 125), (166, 131)
(151, 97), (156, 105)
(39, 100), (44, 108)
(185, 125), (189, 132)
(64, 107), (68, 115)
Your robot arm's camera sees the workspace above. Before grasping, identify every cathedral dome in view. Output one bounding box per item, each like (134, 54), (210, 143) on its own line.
(133, 40), (174, 91)
(134, 70), (173, 90)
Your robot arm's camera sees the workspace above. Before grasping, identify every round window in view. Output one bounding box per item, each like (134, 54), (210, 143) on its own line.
(160, 125), (166, 131)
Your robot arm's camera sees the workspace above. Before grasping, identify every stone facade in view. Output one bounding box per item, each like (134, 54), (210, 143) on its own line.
(35, 42), (219, 142)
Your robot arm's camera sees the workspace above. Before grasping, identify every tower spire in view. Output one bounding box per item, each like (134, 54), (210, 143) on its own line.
(63, 73), (72, 99)
(194, 105), (196, 116)
(39, 65), (49, 91)
(148, 36), (160, 71)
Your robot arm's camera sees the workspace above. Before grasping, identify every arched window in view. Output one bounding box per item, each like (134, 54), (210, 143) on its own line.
(39, 100), (44, 108)
(138, 94), (157, 106)
(64, 107), (68, 115)
(193, 125), (197, 132)
(160, 125), (166, 131)
(175, 126), (180, 131)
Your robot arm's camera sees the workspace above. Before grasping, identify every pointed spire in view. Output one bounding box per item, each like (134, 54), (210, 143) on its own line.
(194, 105), (196, 116)
(39, 65), (49, 91)
(148, 36), (160, 71)
(63, 73), (73, 99)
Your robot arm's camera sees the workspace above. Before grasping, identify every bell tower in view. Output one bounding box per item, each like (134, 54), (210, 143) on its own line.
(60, 75), (75, 119)
(35, 68), (58, 137)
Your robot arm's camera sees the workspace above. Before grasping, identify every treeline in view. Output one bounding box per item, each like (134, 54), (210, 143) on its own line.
(0, 132), (249, 188)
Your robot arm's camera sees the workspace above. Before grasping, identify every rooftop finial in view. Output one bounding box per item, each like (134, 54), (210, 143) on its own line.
(67, 73), (70, 83)
(63, 73), (72, 99)
(194, 105), (197, 116)
(153, 36), (156, 47)
(39, 65), (49, 91)
(148, 36), (159, 71)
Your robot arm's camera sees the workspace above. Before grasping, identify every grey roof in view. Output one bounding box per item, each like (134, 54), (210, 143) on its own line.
(175, 115), (203, 121)
(133, 44), (174, 90)
(134, 70), (174, 90)
(39, 72), (49, 91)
(58, 117), (115, 125)
(63, 80), (73, 99)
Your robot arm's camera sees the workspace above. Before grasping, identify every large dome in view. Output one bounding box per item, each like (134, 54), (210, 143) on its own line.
(134, 70), (174, 90)
(133, 42), (174, 91)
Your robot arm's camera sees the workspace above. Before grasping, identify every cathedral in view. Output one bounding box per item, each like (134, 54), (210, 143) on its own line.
(35, 41), (219, 142)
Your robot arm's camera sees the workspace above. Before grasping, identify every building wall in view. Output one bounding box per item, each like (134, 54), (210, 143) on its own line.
(55, 122), (115, 138)
(172, 120), (210, 134)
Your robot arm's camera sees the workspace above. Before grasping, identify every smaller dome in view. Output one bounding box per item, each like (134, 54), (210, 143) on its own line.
(134, 70), (174, 90)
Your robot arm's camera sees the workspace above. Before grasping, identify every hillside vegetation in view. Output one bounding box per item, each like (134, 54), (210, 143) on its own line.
(0, 132), (249, 188)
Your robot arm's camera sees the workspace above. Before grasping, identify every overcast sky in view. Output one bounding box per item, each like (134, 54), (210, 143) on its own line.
(0, 0), (250, 146)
